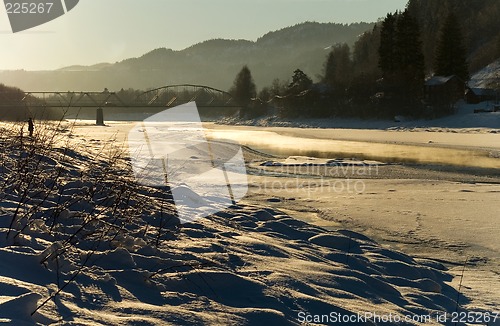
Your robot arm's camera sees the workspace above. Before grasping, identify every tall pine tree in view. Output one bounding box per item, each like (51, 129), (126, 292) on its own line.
(288, 69), (313, 95)
(395, 10), (425, 101)
(433, 12), (469, 81)
(322, 43), (353, 115)
(378, 13), (398, 73)
(323, 43), (352, 93)
(353, 25), (381, 77)
(230, 65), (257, 107)
(378, 9), (425, 116)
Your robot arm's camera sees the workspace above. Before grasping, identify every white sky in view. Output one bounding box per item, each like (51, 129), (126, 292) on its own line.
(0, 0), (406, 70)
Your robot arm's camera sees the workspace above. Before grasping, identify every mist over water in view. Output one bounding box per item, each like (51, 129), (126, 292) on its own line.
(206, 129), (500, 169)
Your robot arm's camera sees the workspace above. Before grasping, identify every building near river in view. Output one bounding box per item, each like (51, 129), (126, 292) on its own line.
(424, 75), (464, 115)
(465, 87), (497, 104)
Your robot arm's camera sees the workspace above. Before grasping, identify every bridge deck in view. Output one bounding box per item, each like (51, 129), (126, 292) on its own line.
(0, 84), (241, 108)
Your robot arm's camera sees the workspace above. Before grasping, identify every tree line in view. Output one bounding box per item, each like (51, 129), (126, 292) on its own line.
(0, 84), (63, 121)
(231, 6), (471, 119)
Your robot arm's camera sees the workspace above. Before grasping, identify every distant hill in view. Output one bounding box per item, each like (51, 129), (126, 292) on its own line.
(57, 63), (113, 72)
(0, 22), (373, 92)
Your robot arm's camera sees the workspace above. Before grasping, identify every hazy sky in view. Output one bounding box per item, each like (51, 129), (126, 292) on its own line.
(0, 0), (406, 71)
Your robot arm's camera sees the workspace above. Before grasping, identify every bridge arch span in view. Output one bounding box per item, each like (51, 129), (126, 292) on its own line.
(134, 84), (237, 107)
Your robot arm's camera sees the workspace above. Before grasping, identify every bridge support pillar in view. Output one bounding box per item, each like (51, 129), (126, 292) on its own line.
(96, 108), (104, 125)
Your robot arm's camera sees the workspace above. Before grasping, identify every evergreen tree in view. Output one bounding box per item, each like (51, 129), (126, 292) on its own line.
(353, 25), (381, 77)
(230, 65), (257, 107)
(395, 10), (425, 101)
(278, 69), (313, 118)
(378, 13), (398, 73)
(378, 10), (425, 116)
(323, 43), (352, 92)
(433, 12), (469, 80)
(288, 69), (313, 95)
(322, 43), (353, 115)
(269, 78), (288, 98)
(379, 10), (425, 80)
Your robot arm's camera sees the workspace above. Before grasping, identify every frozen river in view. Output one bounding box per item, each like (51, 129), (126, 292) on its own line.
(42, 120), (500, 309)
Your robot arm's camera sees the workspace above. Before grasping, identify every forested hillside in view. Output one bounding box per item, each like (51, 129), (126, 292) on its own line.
(0, 22), (373, 92)
(337, 0), (499, 81)
(407, 0), (500, 73)
(239, 0), (500, 119)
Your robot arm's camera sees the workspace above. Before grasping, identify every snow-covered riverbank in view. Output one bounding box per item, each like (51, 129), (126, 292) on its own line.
(1, 120), (498, 324)
(217, 100), (500, 132)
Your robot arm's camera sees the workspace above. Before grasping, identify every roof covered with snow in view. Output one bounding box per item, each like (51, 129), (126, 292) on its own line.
(425, 75), (458, 86)
(467, 87), (496, 97)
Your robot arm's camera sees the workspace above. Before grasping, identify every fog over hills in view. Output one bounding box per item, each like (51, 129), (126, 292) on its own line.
(0, 22), (373, 92)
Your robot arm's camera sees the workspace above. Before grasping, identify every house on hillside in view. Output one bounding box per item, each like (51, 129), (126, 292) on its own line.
(424, 75), (464, 114)
(465, 87), (497, 104)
